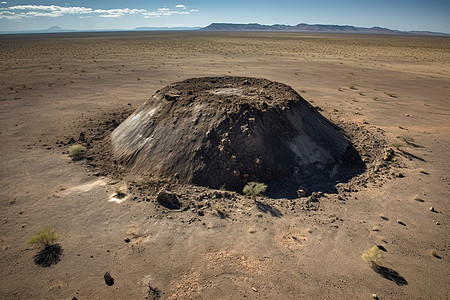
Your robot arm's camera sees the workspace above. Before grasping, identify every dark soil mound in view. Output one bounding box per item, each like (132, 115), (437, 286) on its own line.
(111, 76), (364, 197)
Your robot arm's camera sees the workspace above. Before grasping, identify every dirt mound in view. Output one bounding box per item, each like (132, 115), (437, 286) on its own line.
(111, 76), (364, 196)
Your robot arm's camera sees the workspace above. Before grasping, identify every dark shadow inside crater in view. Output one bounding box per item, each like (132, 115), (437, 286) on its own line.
(265, 143), (366, 199)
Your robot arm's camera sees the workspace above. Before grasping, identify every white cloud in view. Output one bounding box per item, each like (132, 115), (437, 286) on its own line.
(0, 4), (199, 20)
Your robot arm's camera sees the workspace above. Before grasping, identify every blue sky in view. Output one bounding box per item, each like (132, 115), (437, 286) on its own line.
(0, 0), (449, 33)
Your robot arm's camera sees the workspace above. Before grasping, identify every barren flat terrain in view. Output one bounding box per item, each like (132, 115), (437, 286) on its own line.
(0, 31), (449, 299)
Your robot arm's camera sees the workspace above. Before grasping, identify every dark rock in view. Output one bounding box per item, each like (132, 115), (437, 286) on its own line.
(383, 148), (394, 161)
(157, 190), (181, 209)
(165, 93), (180, 101)
(309, 192), (320, 202)
(104, 272), (114, 286)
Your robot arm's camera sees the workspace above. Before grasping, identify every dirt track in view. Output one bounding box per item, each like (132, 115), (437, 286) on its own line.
(0, 32), (449, 299)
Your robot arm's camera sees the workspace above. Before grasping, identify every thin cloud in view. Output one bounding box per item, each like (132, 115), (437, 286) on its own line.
(0, 4), (198, 20)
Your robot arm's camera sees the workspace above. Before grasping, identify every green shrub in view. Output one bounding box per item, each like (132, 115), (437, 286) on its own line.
(68, 144), (86, 158)
(361, 245), (383, 267)
(243, 182), (267, 198)
(28, 227), (58, 247)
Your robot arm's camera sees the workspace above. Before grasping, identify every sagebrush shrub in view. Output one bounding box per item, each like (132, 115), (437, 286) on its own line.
(243, 182), (267, 198)
(28, 227), (58, 247)
(361, 245), (383, 267)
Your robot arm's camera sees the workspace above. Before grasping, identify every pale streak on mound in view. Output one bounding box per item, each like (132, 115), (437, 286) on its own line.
(111, 76), (351, 193)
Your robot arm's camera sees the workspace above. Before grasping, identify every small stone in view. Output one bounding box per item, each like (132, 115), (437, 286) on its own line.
(233, 170), (240, 177)
(157, 189), (181, 209)
(372, 294), (379, 299)
(164, 93), (180, 101)
(124, 238), (130, 243)
(252, 287), (257, 292)
(104, 272), (114, 286)
(309, 193), (319, 202)
(297, 189), (307, 197)
(429, 207), (435, 212)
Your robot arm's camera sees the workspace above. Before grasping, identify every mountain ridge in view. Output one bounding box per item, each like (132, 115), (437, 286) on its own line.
(201, 23), (449, 36)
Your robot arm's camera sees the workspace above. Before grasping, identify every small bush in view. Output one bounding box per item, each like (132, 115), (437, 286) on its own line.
(68, 144), (86, 158)
(243, 182), (267, 198)
(361, 245), (383, 267)
(28, 227), (58, 247)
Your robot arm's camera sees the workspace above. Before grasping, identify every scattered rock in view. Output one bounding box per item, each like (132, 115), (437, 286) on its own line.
(383, 149), (394, 161)
(164, 93), (180, 101)
(431, 250), (441, 259)
(124, 238), (130, 243)
(156, 189), (181, 209)
(297, 189), (307, 197)
(309, 192), (320, 202)
(397, 219), (406, 226)
(104, 272), (114, 286)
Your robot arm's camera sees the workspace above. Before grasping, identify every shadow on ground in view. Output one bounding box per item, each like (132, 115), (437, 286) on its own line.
(34, 244), (63, 267)
(372, 264), (408, 286)
(256, 200), (283, 217)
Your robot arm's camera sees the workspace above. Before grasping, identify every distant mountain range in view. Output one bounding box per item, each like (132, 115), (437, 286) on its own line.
(0, 23), (448, 36)
(135, 26), (201, 31)
(201, 23), (448, 36)
(0, 25), (200, 34)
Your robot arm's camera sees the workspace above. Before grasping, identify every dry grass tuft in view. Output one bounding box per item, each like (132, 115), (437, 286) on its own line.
(362, 246), (383, 267)
(68, 144), (86, 159)
(28, 227), (58, 247)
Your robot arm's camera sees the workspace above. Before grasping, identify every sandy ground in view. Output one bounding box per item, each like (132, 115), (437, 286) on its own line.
(0, 32), (449, 299)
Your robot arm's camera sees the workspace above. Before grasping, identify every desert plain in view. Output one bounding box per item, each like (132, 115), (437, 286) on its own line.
(0, 31), (449, 299)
